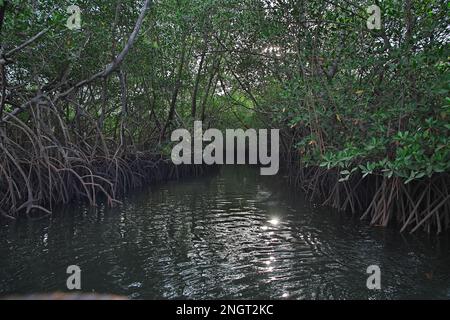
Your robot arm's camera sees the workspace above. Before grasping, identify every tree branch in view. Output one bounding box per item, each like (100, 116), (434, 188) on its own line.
(2, 0), (152, 122)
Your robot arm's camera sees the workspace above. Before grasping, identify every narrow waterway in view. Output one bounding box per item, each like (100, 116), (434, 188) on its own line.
(1, 166), (449, 299)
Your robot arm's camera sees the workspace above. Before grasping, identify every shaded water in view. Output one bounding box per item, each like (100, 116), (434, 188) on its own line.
(1, 166), (449, 299)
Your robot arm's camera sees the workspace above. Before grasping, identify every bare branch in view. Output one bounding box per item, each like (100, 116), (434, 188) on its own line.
(5, 27), (50, 58)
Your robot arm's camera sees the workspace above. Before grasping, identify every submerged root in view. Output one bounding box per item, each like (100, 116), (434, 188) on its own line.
(285, 157), (450, 234)
(0, 109), (207, 220)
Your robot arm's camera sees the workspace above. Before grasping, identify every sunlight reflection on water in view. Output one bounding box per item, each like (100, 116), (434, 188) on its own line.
(1, 166), (450, 299)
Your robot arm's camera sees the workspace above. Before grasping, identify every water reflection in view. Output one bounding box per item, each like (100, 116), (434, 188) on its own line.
(0, 166), (450, 299)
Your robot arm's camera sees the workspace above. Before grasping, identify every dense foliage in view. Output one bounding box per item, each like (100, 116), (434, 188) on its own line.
(0, 0), (449, 231)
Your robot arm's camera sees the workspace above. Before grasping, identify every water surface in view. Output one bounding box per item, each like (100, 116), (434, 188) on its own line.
(1, 166), (449, 299)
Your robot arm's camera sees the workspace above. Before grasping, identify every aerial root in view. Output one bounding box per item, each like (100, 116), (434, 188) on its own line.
(285, 158), (450, 234)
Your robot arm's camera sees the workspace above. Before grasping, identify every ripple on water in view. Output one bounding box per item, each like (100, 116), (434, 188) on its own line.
(1, 166), (450, 299)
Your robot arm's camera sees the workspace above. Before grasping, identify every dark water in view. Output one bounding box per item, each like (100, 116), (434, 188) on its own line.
(1, 166), (449, 299)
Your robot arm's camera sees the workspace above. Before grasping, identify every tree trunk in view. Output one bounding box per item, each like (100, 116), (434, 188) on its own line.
(160, 38), (187, 141)
(191, 49), (206, 118)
